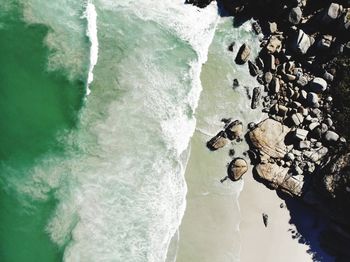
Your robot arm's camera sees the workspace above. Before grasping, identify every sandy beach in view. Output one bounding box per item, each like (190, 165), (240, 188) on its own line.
(239, 169), (314, 262)
(175, 18), (323, 262)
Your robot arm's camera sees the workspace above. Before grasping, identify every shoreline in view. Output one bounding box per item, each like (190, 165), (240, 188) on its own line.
(180, 0), (350, 261)
(174, 17), (318, 261)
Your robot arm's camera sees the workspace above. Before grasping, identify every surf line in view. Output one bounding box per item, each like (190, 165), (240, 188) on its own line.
(84, 0), (99, 95)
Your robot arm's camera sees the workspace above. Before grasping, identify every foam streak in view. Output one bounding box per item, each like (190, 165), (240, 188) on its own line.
(85, 0), (99, 95)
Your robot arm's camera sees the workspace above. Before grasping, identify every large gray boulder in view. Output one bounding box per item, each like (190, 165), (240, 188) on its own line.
(249, 119), (290, 159)
(255, 163), (304, 196)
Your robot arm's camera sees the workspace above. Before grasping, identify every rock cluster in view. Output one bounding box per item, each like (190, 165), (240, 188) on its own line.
(206, 119), (243, 151)
(229, 1), (350, 197)
(201, 1), (350, 259)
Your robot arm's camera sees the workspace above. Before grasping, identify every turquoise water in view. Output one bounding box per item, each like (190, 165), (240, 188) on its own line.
(0, 2), (86, 261)
(0, 1), (220, 261)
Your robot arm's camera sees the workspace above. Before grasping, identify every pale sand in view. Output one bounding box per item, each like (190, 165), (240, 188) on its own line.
(176, 132), (243, 262)
(176, 18), (316, 262)
(239, 170), (314, 262)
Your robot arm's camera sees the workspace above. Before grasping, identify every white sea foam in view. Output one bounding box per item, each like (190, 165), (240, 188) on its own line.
(12, 1), (220, 261)
(84, 0), (99, 95)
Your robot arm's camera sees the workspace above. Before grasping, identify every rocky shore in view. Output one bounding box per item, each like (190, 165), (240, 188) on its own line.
(189, 0), (350, 260)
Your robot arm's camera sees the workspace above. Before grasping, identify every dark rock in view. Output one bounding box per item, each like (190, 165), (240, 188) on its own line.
(262, 213), (269, 227)
(235, 43), (251, 65)
(256, 57), (264, 70)
(317, 35), (333, 49)
(229, 149), (236, 157)
(309, 77), (327, 93)
(233, 78), (240, 88)
(307, 92), (319, 107)
(248, 122), (257, 130)
(252, 22), (262, 35)
(185, 0), (213, 8)
(321, 3), (343, 24)
(248, 61), (260, 76)
(228, 41), (236, 52)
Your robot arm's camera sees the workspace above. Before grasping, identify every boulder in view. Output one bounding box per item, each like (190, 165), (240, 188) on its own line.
(235, 43), (251, 65)
(285, 152), (295, 162)
(291, 29), (315, 55)
(290, 113), (304, 126)
(307, 92), (319, 107)
(324, 131), (340, 143)
(265, 54), (276, 72)
(297, 75), (309, 87)
(251, 86), (262, 109)
(309, 122), (319, 131)
(252, 22), (262, 35)
(248, 61), (260, 76)
(298, 140), (311, 150)
(255, 162), (304, 196)
(185, 0), (213, 8)
(268, 22), (278, 34)
(264, 72), (273, 84)
(317, 35), (333, 49)
(225, 120), (243, 140)
(321, 3), (343, 24)
(294, 128), (309, 141)
(256, 57), (264, 70)
(249, 119), (290, 159)
(303, 147), (329, 163)
(227, 158), (248, 181)
(277, 105), (289, 117)
(266, 35), (282, 54)
(323, 71), (334, 82)
(269, 77), (280, 94)
(310, 77), (327, 93)
(288, 6), (302, 25)
(207, 131), (229, 151)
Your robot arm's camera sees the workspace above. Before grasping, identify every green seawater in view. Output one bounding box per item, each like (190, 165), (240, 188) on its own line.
(0, 5), (85, 262)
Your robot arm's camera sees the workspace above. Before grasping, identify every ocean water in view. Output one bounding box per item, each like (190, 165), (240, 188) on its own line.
(0, 1), (222, 262)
